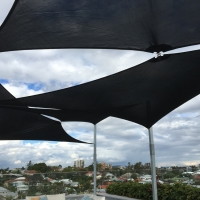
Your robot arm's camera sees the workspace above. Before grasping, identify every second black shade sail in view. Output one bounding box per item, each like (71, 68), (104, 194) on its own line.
(1, 50), (200, 128)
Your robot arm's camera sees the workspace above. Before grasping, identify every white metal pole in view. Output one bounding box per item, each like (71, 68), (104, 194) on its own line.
(93, 124), (97, 195)
(148, 127), (158, 200)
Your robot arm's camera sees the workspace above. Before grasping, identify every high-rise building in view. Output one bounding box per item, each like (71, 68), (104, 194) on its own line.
(74, 159), (84, 168)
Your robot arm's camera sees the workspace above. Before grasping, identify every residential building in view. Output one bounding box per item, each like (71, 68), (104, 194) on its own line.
(121, 172), (132, 179)
(97, 181), (112, 191)
(60, 179), (72, 184)
(101, 162), (112, 170)
(112, 165), (125, 170)
(23, 170), (37, 175)
(186, 166), (192, 172)
(96, 174), (102, 179)
(85, 172), (93, 177)
(104, 172), (118, 181)
(0, 187), (17, 199)
(74, 159), (84, 168)
(16, 184), (29, 193)
(4, 177), (26, 187)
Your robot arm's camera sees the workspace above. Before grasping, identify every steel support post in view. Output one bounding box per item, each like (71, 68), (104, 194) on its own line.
(148, 127), (158, 200)
(93, 124), (97, 195)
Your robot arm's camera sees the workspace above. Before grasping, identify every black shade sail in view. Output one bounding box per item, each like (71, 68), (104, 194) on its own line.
(0, 0), (200, 53)
(1, 50), (200, 128)
(0, 105), (107, 125)
(0, 85), (89, 143)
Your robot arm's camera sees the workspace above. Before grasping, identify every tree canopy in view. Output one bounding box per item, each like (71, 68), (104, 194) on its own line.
(28, 163), (51, 173)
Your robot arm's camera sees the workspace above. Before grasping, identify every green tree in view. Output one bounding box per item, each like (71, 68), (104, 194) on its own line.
(7, 184), (16, 192)
(5, 196), (14, 200)
(87, 162), (102, 172)
(62, 166), (73, 172)
(134, 162), (143, 169)
(58, 164), (62, 169)
(131, 173), (138, 180)
(29, 163), (50, 173)
(26, 174), (43, 186)
(144, 162), (150, 169)
(97, 163), (102, 171)
(50, 182), (65, 194)
(87, 164), (93, 171)
(163, 172), (176, 179)
(128, 162), (131, 169)
(18, 191), (26, 199)
(27, 160), (34, 169)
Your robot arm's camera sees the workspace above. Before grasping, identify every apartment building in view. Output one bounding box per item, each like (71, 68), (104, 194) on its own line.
(74, 159), (84, 168)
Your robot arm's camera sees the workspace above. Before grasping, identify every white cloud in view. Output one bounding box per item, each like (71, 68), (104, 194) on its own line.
(14, 160), (21, 164)
(3, 83), (44, 98)
(0, 49), (153, 92)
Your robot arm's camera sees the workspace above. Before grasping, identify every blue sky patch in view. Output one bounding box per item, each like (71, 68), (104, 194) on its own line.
(0, 79), (9, 84)
(23, 140), (58, 145)
(25, 83), (43, 91)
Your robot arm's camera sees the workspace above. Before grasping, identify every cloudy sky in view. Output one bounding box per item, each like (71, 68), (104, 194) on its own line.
(0, 1), (200, 170)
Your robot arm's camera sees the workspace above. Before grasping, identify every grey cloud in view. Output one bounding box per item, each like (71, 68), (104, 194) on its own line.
(0, 49), (153, 93)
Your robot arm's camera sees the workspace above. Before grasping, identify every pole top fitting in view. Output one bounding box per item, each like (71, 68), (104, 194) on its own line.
(153, 51), (164, 58)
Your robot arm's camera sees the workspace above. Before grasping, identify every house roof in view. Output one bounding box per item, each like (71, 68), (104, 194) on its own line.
(5, 179), (25, 183)
(98, 185), (108, 189)
(24, 170), (37, 174)
(194, 175), (200, 179)
(85, 172), (93, 176)
(0, 187), (7, 192)
(15, 177), (25, 180)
